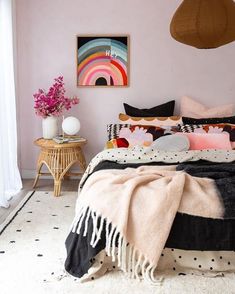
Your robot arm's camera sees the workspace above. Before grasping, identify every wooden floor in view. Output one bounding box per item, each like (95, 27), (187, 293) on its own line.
(0, 178), (79, 225)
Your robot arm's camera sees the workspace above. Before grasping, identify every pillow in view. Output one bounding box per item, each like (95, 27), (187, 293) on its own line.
(107, 123), (179, 141)
(182, 116), (235, 125)
(176, 133), (232, 150)
(179, 123), (235, 149)
(107, 124), (130, 141)
(106, 138), (129, 149)
(123, 100), (175, 117)
(147, 134), (190, 152)
(180, 96), (234, 118)
(119, 113), (182, 126)
(106, 124), (179, 148)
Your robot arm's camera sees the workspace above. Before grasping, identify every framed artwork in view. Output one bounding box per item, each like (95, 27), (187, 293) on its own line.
(76, 35), (129, 87)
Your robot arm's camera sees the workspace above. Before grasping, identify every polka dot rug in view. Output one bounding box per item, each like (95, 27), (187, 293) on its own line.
(0, 191), (234, 294)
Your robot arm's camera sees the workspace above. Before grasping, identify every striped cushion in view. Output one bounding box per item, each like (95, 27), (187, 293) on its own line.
(107, 124), (130, 141)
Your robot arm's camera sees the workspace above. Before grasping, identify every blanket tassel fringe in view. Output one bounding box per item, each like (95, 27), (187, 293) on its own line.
(71, 206), (163, 286)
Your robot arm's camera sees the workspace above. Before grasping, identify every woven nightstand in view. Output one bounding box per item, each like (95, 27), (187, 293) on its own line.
(33, 138), (87, 196)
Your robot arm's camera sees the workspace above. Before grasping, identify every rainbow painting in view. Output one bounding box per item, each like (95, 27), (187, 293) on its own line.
(77, 36), (129, 87)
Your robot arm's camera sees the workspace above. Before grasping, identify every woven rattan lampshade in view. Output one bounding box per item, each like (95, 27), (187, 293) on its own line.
(170, 0), (235, 49)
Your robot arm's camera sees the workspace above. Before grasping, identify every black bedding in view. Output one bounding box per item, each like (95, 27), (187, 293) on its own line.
(65, 212), (235, 278)
(177, 162), (235, 219)
(65, 159), (235, 278)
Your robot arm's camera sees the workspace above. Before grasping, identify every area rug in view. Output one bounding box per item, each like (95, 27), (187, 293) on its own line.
(0, 191), (234, 294)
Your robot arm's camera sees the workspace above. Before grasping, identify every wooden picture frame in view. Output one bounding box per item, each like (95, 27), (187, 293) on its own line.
(76, 35), (129, 87)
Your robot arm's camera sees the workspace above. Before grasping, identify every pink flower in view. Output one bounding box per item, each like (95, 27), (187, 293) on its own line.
(33, 76), (79, 118)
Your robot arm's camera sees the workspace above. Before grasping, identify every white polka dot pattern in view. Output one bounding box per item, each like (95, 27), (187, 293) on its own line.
(79, 248), (235, 282)
(80, 148), (235, 189)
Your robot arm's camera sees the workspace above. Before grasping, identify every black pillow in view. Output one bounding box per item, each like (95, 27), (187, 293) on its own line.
(182, 116), (235, 125)
(123, 100), (175, 117)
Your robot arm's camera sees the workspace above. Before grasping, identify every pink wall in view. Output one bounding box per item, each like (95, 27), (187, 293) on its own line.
(16, 0), (235, 177)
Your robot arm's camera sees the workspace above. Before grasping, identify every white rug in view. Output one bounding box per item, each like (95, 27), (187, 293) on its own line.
(0, 191), (234, 294)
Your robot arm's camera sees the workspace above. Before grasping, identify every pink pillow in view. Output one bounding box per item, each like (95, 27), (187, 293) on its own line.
(180, 96), (234, 118)
(176, 133), (232, 150)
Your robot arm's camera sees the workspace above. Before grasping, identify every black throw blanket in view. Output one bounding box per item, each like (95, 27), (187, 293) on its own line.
(176, 162), (235, 219)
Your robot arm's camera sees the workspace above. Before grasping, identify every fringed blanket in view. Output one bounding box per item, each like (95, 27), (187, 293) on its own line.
(69, 166), (224, 284)
(65, 148), (235, 285)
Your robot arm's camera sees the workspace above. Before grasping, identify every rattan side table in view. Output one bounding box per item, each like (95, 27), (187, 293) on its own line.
(33, 138), (87, 196)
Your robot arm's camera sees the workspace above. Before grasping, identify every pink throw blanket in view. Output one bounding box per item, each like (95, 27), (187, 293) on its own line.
(71, 166), (223, 284)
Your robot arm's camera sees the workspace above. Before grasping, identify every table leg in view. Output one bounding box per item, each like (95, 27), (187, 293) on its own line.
(54, 180), (61, 197)
(33, 162), (43, 188)
(77, 148), (87, 172)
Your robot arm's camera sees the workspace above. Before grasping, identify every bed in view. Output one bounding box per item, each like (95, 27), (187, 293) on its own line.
(64, 98), (235, 285)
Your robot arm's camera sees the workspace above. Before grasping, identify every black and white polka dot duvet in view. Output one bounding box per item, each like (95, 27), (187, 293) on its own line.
(65, 148), (235, 281)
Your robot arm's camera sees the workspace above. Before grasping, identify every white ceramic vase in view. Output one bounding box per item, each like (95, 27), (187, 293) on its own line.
(42, 116), (58, 139)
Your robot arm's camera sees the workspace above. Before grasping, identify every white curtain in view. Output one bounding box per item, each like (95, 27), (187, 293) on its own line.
(0, 0), (22, 208)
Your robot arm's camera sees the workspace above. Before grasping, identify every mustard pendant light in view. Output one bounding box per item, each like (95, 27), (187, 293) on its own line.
(170, 0), (235, 49)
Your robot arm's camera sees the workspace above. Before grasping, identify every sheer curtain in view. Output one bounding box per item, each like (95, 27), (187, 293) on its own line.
(0, 0), (22, 208)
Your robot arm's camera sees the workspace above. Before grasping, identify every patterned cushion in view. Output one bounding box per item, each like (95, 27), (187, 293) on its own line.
(119, 113), (182, 127)
(179, 124), (201, 133)
(182, 116), (235, 125)
(106, 124), (179, 148)
(179, 124), (235, 140)
(179, 124), (235, 149)
(107, 124), (130, 141)
(106, 138), (129, 149)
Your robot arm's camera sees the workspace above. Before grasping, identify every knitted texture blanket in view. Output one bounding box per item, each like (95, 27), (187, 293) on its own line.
(70, 166), (223, 284)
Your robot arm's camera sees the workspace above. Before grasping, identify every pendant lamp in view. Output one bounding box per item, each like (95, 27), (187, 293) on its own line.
(170, 0), (235, 49)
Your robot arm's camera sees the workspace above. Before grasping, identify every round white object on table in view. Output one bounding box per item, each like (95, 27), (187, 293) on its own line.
(62, 116), (80, 135)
